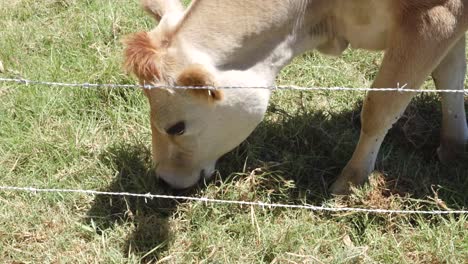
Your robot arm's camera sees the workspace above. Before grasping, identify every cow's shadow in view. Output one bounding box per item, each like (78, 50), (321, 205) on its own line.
(85, 93), (467, 261)
(85, 142), (198, 262)
(219, 93), (467, 207)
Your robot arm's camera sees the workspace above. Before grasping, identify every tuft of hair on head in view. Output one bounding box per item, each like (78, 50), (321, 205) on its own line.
(177, 64), (223, 102)
(123, 32), (160, 82)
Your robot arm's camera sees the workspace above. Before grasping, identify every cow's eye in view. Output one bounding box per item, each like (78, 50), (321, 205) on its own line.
(166, 121), (186, 136)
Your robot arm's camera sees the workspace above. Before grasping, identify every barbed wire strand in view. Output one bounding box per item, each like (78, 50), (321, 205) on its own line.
(0, 186), (467, 215)
(1, 77), (468, 94)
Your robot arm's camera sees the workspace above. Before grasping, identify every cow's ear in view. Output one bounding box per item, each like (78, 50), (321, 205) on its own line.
(177, 65), (223, 102)
(141, 0), (184, 21)
(123, 32), (160, 82)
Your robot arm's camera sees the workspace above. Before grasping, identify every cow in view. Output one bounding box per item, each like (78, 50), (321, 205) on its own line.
(124, 0), (468, 194)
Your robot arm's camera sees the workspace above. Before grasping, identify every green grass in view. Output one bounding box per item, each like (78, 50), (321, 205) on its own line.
(1, 0), (467, 263)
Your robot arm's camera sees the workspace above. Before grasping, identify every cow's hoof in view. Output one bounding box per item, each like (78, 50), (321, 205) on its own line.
(329, 180), (353, 196)
(330, 167), (368, 195)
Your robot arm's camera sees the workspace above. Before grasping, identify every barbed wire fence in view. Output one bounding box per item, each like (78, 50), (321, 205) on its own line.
(1, 77), (467, 216)
(1, 186), (467, 215)
(2, 77), (468, 93)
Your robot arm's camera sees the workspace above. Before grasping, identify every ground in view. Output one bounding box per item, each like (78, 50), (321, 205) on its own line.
(0, 0), (467, 263)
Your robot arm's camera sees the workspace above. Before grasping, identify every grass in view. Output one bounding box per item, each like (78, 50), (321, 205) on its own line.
(0, 0), (467, 263)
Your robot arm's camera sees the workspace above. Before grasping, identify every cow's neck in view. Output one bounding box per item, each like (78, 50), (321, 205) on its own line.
(174, 0), (337, 84)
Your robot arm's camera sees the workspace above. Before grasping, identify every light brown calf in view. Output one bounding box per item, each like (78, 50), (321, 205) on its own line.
(124, 0), (468, 193)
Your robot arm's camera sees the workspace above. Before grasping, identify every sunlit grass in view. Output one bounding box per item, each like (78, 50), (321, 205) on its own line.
(0, 0), (467, 263)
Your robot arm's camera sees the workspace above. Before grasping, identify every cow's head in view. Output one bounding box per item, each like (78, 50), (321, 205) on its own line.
(124, 0), (270, 189)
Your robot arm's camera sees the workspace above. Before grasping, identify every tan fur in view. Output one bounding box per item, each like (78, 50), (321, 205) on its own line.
(331, 0), (468, 194)
(177, 65), (223, 102)
(123, 32), (161, 82)
(123, 30), (179, 87)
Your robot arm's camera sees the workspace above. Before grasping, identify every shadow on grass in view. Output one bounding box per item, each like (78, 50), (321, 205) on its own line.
(85, 142), (197, 262)
(218, 93), (467, 208)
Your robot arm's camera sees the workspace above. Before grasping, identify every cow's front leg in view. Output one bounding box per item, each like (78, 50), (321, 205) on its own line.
(432, 36), (468, 163)
(330, 32), (462, 195)
(330, 91), (415, 195)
